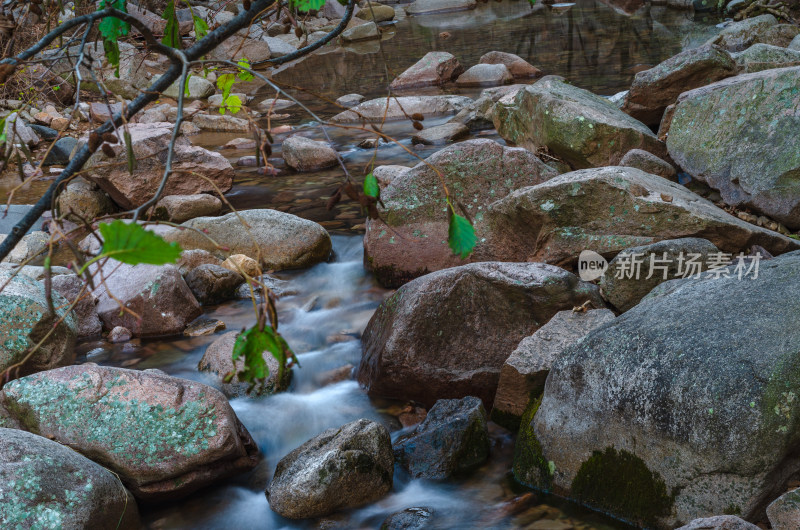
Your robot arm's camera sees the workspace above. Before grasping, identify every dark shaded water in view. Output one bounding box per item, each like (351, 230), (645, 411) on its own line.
(38, 1), (726, 527)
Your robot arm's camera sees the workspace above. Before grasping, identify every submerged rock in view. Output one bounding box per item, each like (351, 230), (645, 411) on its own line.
(198, 331), (288, 397)
(493, 76), (663, 169)
(484, 166), (800, 268)
(331, 95), (471, 122)
(667, 67), (800, 230)
(493, 309), (615, 429)
(0, 364), (259, 501)
(381, 507), (435, 529)
(526, 250), (800, 527)
(164, 209), (331, 271)
(389, 52), (464, 90)
(0, 428), (141, 529)
(358, 262), (603, 407)
(0, 270), (76, 377)
(394, 396), (489, 479)
(267, 419), (393, 518)
(622, 44), (736, 126)
(363, 139), (557, 287)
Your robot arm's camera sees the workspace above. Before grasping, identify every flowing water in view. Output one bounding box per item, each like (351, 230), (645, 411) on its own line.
(16, 0), (728, 527)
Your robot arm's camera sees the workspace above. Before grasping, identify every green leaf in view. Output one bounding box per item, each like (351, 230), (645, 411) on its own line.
(222, 94), (242, 115)
(161, 0), (182, 49)
(448, 211), (476, 259)
(183, 73), (192, 98)
(363, 172), (378, 198)
(193, 15), (209, 40)
(290, 0), (326, 13)
(97, 220), (182, 265)
(231, 325), (295, 392)
(98, 0), (130, 75)
(216, 73), (235, 100)
(237, 58), (254, 82)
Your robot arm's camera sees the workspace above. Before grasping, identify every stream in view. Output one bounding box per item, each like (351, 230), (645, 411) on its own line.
(60, 0), (725, 527)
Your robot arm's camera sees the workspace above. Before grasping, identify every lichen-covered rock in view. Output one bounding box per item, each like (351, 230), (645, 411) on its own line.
(358, 262), (603, 406)
(732, 43), (800, 73)
(184, 264), (244, 305)
(331, 95), (472, 122)
(622, 44), (736, 126)
(394, 396), (489, 479)
(484, 167), (800, 268)
(93, 262), (202, 337)
(192, 114), (251, 133)
(619, 148), (676, 180)
(480, 51), (541, 78)
(0, 364), (259, 501)
(666, 67), (800, 230)
(676, 516), (760, 530)
(282, 135), (338, 172)
(0, 270), (76, 378)
(163, 209), (331, 270)
(598, 238), (720, 312)
(198, 331), (288, 397)
(82, 122), (234, 209)
(709, 14), (778, 52)
(493, 76), (664, 169)
(767, 488), (800, 530)
(364, 139), (557, 287)
(267, 419), (393, 519)
(526, 250), (800, 528)
(389, 52), (464, 90)
(493, 309), (615, 430)
(0, 428), (141, 529)
(51, 273), (102, 339)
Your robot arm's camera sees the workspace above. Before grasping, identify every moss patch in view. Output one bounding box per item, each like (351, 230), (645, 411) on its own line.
(512, 397), (553, 491)
(571, 447), (673, 527)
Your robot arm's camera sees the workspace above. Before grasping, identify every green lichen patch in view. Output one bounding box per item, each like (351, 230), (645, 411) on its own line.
(570, 447), (673, 527)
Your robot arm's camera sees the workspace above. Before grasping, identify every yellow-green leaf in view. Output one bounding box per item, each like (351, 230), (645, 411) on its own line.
(448, 211), (476, 259)
(363, 172), (378, 198)
(98, 220), (182, 265)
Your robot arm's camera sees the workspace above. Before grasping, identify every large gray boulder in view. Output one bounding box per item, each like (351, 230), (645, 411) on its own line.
(0, 428), (141, 529)
(394, 396), (489, 479)
(282, 135), (338, 172)
(622, 44), (736, 126)
(733, 43), (800, 73)
(494, 76), (664, 169)
(524, 250), (800, 528)
(667, 67), (800, 230)
(267, 419), (393, 519)
(163, 209), (332, 271)
(358, 262), (604, 407)
(363, 139), (557, 287)
(484, 166), (800, 268)
(0, 270), (76, 377)
(709, 14), (778, 52)
(492, 309), (615, 429)
(677, 516), (760, 530)
(0, 364), (259, 501)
